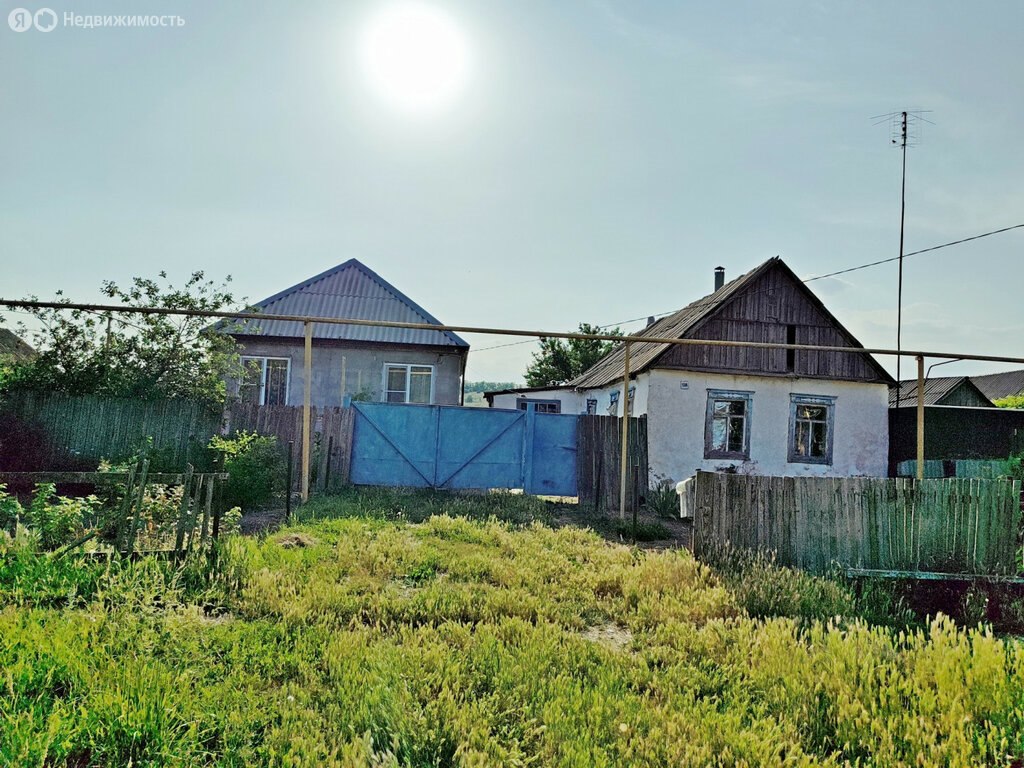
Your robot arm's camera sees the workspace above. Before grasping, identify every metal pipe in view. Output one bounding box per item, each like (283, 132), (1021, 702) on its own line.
(916, 355), (925, 481)
(301, 321), (312, 503)
(619, 341), (631, 522)
(3, 297), (1024, 366)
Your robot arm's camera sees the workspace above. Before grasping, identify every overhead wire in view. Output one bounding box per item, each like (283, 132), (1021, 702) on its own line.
(473, 222), (1024, 353)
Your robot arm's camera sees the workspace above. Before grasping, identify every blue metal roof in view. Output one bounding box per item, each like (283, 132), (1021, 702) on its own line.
(229, 259), (469, 348)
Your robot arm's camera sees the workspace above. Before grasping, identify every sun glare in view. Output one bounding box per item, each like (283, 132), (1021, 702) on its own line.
(358, 3), (471, 116)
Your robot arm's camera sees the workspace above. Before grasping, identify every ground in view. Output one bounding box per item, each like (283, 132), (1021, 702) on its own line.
(3, 487), (1024, 767)
(243, 493), (693, 549)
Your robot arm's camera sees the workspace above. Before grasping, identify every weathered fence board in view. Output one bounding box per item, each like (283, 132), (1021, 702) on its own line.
(576, 415), (648, 512)
(693, 471), (1023, 576)
(1, 392), (221, 470)
(223, 403), (354, 491)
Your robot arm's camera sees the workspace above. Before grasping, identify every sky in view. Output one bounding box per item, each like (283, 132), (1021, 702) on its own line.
(2, 0), (1022, 384)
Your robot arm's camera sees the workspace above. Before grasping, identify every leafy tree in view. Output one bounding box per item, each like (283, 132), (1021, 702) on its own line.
(994, 394), (1024, 409)
(463, 381), (517, 394)
(525, 323), (622, 387)
(3, 271), (243, 406)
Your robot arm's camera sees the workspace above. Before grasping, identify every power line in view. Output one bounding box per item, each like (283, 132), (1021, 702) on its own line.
(472, 221), (1024, 355)
(803, 223), (1024, 283)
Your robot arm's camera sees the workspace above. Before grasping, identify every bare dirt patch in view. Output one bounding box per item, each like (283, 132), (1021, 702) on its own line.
(580, 623), (634, 651)
(275, 532), (320, 549)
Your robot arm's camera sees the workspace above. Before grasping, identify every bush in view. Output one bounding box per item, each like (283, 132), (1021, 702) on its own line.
(642, 477), (680, 519)
(613, 520), (671, 541)
(15, 484), (98, 551)
(210, 432), (285, 511)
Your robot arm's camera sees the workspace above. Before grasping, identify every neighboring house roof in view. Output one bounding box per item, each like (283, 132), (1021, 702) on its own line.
(226, 259), (468, 348)
(569, 256), (893, 389)
(971, 370), (1024, 402)
(0, 328), (35, 362)
(482, 384), (574, 405)
(889, 376), (995, 408)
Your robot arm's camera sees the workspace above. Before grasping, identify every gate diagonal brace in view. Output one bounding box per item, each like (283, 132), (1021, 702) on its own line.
(355, 404), (434, 487)
(435, 411), (525, 489)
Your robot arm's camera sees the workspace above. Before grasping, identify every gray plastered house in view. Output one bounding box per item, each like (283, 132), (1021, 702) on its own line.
(223, 259), (469, 407)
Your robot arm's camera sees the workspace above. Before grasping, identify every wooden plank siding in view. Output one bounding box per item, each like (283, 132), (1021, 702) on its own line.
(692, 471), (1023, 576)
(223, 403), (354, 490)
(576, 415), (648, 512)
(655, 265), (884, 381)
(1, 392), (221, 470)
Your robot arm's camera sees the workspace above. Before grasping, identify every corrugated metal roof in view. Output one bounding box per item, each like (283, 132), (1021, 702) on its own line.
(889, 376), (975, 407)
(971, 370), (1024, 401)
(568, 259), (780, 389)
(227, 259), (468, 348)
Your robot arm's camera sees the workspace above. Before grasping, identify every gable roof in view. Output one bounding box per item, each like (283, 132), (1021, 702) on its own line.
(227, 259), (468, 348)
(570, 256), (893, 389)
(888, 376), (995, 407)
(971, 370), (1024, 402)
(0, 328), (35, 362)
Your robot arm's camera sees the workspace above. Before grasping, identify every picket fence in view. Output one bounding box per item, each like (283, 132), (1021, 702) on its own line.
(692, 471), (1023, 576)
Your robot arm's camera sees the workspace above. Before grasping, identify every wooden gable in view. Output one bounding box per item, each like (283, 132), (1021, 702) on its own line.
(654, 261), (889, 383)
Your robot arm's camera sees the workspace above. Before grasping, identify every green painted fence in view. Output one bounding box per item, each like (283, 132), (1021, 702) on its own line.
(692, 471), (1023, 576)
(1, 391), (222, 469)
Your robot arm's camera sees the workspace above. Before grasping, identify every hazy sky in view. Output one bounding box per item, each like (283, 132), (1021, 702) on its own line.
(3, 1), (1022, 383)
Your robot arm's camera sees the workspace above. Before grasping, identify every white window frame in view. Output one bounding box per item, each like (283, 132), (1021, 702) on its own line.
(240, 356), (291, 406)
(382, 363), (435, 405)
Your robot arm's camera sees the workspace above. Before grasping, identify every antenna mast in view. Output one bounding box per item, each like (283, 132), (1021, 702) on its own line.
(873, 109), (931, 408)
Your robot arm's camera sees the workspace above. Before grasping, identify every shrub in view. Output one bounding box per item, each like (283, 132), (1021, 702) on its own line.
(21, 484), (98, 551)
(613, 520), (671, 541)
(642, 477), (680, 519)
(210, 432), (285, 511)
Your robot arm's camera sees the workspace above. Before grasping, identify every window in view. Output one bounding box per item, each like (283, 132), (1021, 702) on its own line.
(627, 386), (636, 416)
(789, 395), (835, 464)
(586, 399), (598, 415)
(608, 390), (620, 415)
(704, 390), (752, 460)
(240, 356), (290, 405)
(516, 398), (561, 414)
(383, 363), (434, 404)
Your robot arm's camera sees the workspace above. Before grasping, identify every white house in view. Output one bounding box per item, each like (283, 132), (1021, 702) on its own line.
(487, 257), (894, 483)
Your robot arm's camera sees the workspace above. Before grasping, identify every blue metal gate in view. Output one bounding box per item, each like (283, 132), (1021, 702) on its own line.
(350, 402), (578, 495)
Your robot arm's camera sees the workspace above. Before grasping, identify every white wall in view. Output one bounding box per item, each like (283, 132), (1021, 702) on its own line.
(487, 378), (649, 416)
(644, 369), (889, 482)
(488, 389), (586, 413)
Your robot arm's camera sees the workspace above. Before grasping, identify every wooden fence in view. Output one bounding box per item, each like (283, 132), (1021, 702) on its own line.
(223, 403), (354, 490)
(577, 415), (648, 512)
(1, 392), (221, 470)
(692, 471), (1023, 576)
(0, 467), (228, 557)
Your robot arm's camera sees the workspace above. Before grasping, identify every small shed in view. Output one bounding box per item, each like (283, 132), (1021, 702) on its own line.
(889, 376), (995, 409)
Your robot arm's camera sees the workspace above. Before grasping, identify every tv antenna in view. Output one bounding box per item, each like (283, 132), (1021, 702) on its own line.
(872, 109), (933, 408)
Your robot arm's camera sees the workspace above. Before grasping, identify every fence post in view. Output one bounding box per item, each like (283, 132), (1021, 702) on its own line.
(285, 440), (294, 521)
(301, 321), (313, 502)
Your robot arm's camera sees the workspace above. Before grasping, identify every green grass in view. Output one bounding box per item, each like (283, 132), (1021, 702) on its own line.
(3, 488), (1024, 766)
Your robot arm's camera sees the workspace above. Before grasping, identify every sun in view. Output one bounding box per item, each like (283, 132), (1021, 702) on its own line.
(358, 3), (471, 116)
